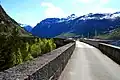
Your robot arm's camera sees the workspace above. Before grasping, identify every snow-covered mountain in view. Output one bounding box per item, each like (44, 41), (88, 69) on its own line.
(31, 12), (120, 38)
(78, 12), (120, 20)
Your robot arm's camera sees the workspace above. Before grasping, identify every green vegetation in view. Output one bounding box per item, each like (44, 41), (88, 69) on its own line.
(97, 27), (120, 40)
(56, 32), (79, 38)
(0, 33), (56, 70)
(0, 5), (56, 71)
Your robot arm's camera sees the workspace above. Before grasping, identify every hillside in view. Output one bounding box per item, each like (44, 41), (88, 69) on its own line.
(55, 32), (79, 38)
(0, 5), (30, 37)
(0, 5), (57, 71)
(97, 27), (120, 40)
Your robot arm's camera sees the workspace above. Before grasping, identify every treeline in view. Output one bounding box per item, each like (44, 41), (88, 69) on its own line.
(0, 28), (56, 71)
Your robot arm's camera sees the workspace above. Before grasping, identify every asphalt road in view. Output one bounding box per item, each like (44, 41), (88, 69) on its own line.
(58, 41), (120, 80)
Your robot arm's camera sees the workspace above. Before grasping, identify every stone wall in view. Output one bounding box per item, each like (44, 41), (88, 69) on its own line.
(99, 43), (120, 65)
(0, 42), (75, 80)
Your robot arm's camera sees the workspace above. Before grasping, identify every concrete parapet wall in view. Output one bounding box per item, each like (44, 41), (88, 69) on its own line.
(81, 39), (120, 65)
(99, 43), (120, 64)
(0, 42), (75, 80)
(80, 39), (111, 48)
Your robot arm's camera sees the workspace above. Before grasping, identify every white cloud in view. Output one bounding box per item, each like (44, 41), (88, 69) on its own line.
(72, 0), (117, 16)
(92, 7), (116, 13)
(75, 0), (109, 4)
(99, 0), (109, 4)
(91, 0), (116, 13)
(41, 2), (66, 18)
(41, 2), (54, 8)
(40, 0), (117, 19)
(81, 7), (116, 15)
(76, 0), (95, 3)
(76, 7), (116, 17)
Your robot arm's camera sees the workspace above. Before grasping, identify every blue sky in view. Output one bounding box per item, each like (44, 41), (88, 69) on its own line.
(1, 0), (120, 27)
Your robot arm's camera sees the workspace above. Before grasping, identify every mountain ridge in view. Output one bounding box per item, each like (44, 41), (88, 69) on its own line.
(31, 12), (120, 38)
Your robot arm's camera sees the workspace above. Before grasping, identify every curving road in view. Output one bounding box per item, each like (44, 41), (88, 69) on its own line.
(58, 41), (120, 80)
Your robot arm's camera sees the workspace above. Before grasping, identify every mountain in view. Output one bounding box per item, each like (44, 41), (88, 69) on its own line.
(0, 5), (57, 71)
(31, 12), (120, 38)
(31, 14), (77, 38)
(20, 23), (33, 32)
(0, 5), (32, 70)
(0, 5), (31, 37)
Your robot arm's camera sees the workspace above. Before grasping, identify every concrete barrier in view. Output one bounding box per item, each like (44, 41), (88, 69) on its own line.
(81, 39), (120, 65)
(80, 39), (111, 48)
(0, 42), (75, 80)
(99, 43), (120, 65)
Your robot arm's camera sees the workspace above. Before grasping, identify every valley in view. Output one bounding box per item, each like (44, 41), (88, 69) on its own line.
(0, 2), (120, 71)
(0, 1), (120, 80)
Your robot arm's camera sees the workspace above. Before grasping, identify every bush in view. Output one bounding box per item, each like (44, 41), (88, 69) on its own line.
(30, 43), (41, 57)
(0, 36), (56, 71)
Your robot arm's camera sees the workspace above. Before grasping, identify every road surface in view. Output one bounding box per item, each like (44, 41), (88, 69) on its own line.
(58, 41), (120, 80)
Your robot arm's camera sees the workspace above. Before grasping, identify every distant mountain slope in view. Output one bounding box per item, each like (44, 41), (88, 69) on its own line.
(31, 12), (120, 38)
(24, 25), (32, 32)
(20, 23), (33, 32)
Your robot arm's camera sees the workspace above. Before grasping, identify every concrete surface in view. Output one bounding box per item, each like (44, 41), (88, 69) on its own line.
(58, 41), (120, 80)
